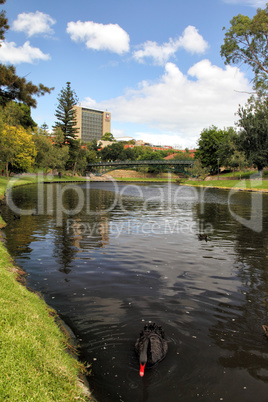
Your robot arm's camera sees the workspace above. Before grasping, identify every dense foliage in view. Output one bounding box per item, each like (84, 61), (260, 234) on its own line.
(101, 132), (115, 141)
(195, 126), (226, 173)
(236, 94), (268, 171)
(0, 124), (36, 177)
(0, 102), (37, 129)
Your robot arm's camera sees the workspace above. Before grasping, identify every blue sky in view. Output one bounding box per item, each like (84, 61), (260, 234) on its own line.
(0, 0), (264, 148)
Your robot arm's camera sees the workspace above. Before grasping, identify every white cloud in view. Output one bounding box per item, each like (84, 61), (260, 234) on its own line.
(133, 26), (208, 65)
(82, 60), (252, 148)
(66, 20), (130, 54)
(222, 0), (266, 6)
(179, 26), (209, 54)
(0, 41), (51, 64)
(12, 11), (56, 37)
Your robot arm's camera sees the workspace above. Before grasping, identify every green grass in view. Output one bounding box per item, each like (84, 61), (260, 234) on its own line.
(0, 177), (92, 401)
(113, 177), (178, 182)
(0, 243), (91, 401)
(218, 170), (268, 179)
(0, 174), (89, 195)
(181, 178), (268, 190)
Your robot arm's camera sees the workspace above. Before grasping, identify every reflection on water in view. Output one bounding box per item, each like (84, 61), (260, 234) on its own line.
(3, 182), (268, 401)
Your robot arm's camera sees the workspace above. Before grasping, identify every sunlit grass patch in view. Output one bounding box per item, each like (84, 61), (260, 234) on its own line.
(0, 241), (91, 401)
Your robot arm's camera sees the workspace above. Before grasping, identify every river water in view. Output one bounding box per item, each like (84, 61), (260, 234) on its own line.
(2, 180), (268, 402)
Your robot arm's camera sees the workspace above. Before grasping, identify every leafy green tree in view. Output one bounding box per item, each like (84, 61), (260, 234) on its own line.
(100, 142), (125, 161)
(66, 139), (88, 174)
(189, 160), (210, 181)
(216, 127), (243, 173)
(87, 139), (99, 152)
(86, 149), (98, 164)
(0, 124), (36, 178)
(101, 132), (115, 141)
(0, 101), (37, 129)
(49, 145), (69, 173)
(33, 128), (69, 173)
(52, 126), (65, 147)
(221, 4), (268, 91)
(54, 82), (79, 143)
(230, 150), (247, 179)
(195, 126), (226, 173)
(136, 148), (162, 173)
(123, 147), (135, 160)
(236, 94), (268, 171)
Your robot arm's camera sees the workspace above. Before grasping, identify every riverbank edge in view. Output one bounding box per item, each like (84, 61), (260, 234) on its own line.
(181, 182), (268, 193)
(0, 186), (94, 401)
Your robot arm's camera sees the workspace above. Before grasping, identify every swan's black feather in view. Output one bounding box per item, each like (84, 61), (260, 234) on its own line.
(135, 323), (168, 366)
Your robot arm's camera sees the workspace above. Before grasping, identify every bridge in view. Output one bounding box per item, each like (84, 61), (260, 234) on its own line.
(86, 159), (194, 174)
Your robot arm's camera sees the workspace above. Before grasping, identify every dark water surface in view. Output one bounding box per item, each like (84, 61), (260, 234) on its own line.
(2, 181), (268, 401)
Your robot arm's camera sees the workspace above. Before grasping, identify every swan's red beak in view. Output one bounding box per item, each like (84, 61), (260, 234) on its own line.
(139, 363), (145, 377)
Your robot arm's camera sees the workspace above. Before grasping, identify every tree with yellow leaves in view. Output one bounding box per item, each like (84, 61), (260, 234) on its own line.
(0, 124), (36, 178)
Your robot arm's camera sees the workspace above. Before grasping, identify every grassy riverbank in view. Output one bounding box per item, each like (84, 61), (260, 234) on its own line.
(0, 176), (92, 401)
(105, 169), (268, 190)
(113, 177), (178, 182)
(181, 171), (268, 191)
(181, 178), (268, 190)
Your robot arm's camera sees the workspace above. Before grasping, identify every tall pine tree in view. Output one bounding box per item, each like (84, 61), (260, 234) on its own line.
(54, 82), (79, 143)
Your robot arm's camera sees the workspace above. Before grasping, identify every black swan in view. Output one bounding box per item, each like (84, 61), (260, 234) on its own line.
(198, 234), (208, 241)
(135, 323), (168, 377)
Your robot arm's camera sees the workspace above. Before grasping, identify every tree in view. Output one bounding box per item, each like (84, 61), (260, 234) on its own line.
(66, 139), (88, 174)
(32, 128), (69, 173)
(0, 124), (36, 178)
(54, 82), (79, 143)
(230, 150), (246, 179)
(40, 122), (49, 131)
(86, 149), (98, 164)
(195, 126), (226, 173)
(0, 101), (37, 129)
(100, 142), (125, 161)
(236, 94), (268, 171)
(189, 160), (210, 181)
(87, 139), (99, 152)
(216, 126), (245, 174)
(0, 1), (53, 107)
(0, 0), (9, 41)
(101, 132), (115, 141)
(0, 65), (54, 108)
(221, 4), (268, 91)
(173, 151), (194, 174)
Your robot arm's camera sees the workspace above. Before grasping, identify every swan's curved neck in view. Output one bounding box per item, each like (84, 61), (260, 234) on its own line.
(140, 338), (149, 364)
